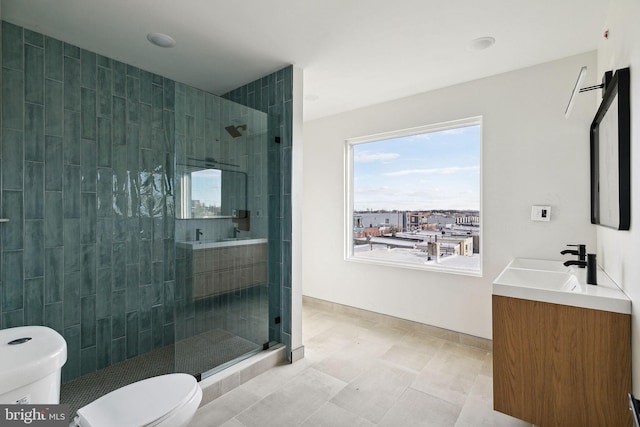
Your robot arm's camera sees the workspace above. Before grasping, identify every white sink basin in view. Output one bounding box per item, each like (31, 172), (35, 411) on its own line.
(506, 258), (570, 272)
(493, 258), (630, 314)
(494, 268), (581, 292)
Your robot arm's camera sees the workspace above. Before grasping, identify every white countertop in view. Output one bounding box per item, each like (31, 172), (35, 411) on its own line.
(493, 258), (631, 314)
(177, 238), (267, 249)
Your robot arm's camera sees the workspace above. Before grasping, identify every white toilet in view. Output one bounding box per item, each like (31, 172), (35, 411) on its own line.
(0, 326), (202, 427)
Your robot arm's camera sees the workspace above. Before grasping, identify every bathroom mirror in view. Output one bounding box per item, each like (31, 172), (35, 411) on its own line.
(590, 67), (630, 230)
(176, 159), (247, 219)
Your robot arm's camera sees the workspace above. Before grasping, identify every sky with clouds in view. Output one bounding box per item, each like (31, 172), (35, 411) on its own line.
(353, 125), (480, 211)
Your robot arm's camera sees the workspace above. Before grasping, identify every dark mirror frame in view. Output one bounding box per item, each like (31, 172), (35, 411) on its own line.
(590, 67), (631, 230)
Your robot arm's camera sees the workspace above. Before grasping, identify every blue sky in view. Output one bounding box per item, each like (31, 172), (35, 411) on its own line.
(353, 124), (480, 211)
(191, 169), (222, 206)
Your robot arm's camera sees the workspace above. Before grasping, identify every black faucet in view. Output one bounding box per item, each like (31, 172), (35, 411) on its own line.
(561, 244), (586, 267)
(195, 228), (203, 241)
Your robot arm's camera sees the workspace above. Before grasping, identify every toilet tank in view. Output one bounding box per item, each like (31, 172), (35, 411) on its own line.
(0, 326), (67, 404)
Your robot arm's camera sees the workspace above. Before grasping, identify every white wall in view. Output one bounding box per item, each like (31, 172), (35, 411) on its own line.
(596, 0), (640, 392)
(302, 52), (598, 339)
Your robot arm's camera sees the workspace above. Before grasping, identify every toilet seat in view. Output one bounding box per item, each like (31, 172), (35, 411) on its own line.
(76, 373), (200, 427)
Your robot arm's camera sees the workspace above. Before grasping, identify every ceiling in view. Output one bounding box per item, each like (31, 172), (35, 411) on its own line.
(2, 0), (611, 121)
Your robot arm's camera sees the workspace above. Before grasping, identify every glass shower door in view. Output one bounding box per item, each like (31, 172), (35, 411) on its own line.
(173, 86), (270, 379)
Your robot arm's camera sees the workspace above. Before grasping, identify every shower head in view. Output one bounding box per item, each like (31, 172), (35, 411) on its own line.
(224, 124), (247, 138)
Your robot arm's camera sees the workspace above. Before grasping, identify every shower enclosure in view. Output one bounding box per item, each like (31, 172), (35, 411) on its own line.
(173, 85), (271, 379)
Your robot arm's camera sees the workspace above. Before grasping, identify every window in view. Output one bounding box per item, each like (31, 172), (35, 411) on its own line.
(345, 117), (482, 275)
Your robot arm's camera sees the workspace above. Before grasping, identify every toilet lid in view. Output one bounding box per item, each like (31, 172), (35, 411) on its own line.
(77, 373), (199, 427)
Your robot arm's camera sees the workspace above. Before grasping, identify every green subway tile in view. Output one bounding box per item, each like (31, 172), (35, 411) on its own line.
(63, 43), (80, 59)
(80, 346), (96, 376)
(140, 70), (153, 105)
(97, 118), (112, 167)
(63, 56), (80, 111)
(2, 191), (24, 250)
(126, 220), (139, 263)
(63, 165), (81, 218)
(2, 129), (24, 190)
(45, 302), (64, 333)
(127, 76), (140, 123)
(81, 88), (96, 139)
(25, 103), (45, 161)
(96, 268), (112, 318)
(127, 123), (140, 167)
(152, 84), (163, 129)
(45, 136), (63, 190)
(96, 168), (113, 218)
(81, 139), (97, 192)
(2, 251), (24, 311)
(139, 240), (152, 285)
(126, 64), (139, 78)
(139, 285), (151, 331)
(81, 193), (97, 244)
(2, 22), (23, 70)
(45, 247), (64, 304)
(97, 55), (111, 68)
(97, 66), (112, 116)
(112, 96), (126, 145)
(25, 220), (45, 278)
(163, 324), (174, 347)
(64, 110), (81, 165)
(112, 61), (126, 97)
(44, 37), (63, 81)
(163, 78), (175, 111)
(81, 245), (96, 297)
(126, 264), (140, 312)
(25, 28), (44, 47)
(139, 329), (151, 354)
(81, 50), (96, 89)
(44, 191), (63, 247)
(163, 111), (174, 152)
(151, 72), (163, 86)
(25, 44), (45, 104)
(96, 218), (113, 267)
(96, 318), (111, 370)
(81, 296), (96, 348)
(112, 243), (126, 290)
(3, 310), (25, 328)
(111, 337), (125, 364)
(126, 311), (139, 359)
(63, 271), (81, 327)
(112, 145), (127, 193)
(163, 281), (174, 324)
(45, 79), (63, 136)
(3, 68), (24, 130)
(111, 290), (126, 338)
(140, 104), (152, 149)
(25, 161), (45, 219)
(25, 277), (44, 325)
(62, 326), (80, 382)
(64, 218), (81, 272)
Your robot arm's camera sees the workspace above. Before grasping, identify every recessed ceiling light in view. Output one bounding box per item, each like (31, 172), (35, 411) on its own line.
(469, 36), (495, 51)
(147, 32), (176, 48)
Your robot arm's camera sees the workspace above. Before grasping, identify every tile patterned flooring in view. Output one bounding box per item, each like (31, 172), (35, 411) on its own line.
(190, 298), (531, 427)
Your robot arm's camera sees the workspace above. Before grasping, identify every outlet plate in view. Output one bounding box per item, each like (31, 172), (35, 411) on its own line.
(531, 205), (551, 222)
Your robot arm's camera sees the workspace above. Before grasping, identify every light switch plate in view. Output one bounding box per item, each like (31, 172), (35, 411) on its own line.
(531, 205), (551, 221)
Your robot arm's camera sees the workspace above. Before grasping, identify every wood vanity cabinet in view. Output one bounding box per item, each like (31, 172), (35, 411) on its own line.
(492, 295), (632, 427)
(190, 243), (267, 299)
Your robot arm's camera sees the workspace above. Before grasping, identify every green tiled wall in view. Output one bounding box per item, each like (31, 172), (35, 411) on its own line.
(0, 20), (290, 382)
(0, 22), (176, 382)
